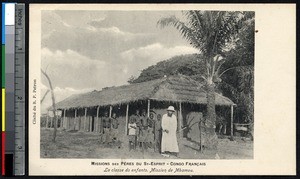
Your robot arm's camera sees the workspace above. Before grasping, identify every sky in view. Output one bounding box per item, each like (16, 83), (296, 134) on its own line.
(41, 10), (199, 113)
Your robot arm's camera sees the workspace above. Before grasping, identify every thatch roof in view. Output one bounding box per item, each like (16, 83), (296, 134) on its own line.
(53, 75), (235, 110)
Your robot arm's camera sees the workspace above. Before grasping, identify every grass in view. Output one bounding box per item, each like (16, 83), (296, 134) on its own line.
(41, 128), (253, 159)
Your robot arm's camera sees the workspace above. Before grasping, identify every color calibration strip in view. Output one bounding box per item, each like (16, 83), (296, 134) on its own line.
(2, 3), (16, 176)
(2, 3), (25, 176)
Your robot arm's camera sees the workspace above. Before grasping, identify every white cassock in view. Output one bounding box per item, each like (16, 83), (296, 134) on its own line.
(161, 113), (179, 153)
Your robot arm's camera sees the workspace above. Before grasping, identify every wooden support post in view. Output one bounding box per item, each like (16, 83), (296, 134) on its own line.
(46, 110), (49, 128)
(68, 117), (70, 130)
(60, 111), (62, 129)
(94, 116), (97, 133)
(78, 116), (81, 131)
(100, 112), (103, 134)
(86, 116), (88, 132)
(96, 106), (100, 132)
(89, 117), (93, 132)
(63, 109), (66, 129)
(50, 113), (53, 128)
(125, 104), (129, 135)
(84, 108), (87, 131)
(61, 109), (66, 129)
(230, 105), (234, 138)
(66, 117), (68, 130)
(73, 109), (77, 130)
(179, 102), (183, 138)
(64, 110), (67, 129)
(55, 111), (59, 128)
(78, 111), (81, 131)
(99, 117), (102, 133)
(109, 106), (112, 118)
(147, 100), (150, 117)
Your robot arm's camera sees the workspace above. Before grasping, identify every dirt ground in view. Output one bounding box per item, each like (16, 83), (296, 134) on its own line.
(40, 128), (253, 159)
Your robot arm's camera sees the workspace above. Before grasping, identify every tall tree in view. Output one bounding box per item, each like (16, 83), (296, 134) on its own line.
(41, 69), (58, 142)
(158, 11), (246, 149)
(219, 12), (254, 125)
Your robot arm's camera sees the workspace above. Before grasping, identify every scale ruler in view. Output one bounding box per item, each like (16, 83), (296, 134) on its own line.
(14, 4), (25, 176)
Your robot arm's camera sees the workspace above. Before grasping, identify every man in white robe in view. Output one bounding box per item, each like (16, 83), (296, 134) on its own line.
(161, 106), (179, 157)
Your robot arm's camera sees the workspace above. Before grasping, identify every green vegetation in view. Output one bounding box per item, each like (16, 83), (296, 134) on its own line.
(130, 11), (254, 143)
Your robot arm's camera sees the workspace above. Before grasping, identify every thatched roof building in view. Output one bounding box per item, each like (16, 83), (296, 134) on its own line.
(54, 75), (234, 110)
(45, 75), (236, 138)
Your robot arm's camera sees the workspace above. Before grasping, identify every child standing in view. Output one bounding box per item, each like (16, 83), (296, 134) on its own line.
(128, 117), (137, 151)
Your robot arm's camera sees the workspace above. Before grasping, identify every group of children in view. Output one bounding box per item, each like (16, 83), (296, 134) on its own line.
(128, 109), (162, 152)
(98, 106), (179, 158)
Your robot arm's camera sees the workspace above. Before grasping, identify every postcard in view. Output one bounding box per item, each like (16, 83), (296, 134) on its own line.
(29, 4), (296, 175)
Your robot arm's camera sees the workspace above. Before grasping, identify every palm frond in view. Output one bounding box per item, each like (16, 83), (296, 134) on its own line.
(219, 65), (253, 77)
(157, 16), (196, 45)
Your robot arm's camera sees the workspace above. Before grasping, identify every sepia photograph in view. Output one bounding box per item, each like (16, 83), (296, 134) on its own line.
(29, 4), (295, 175)
(39, 10), (254, 159)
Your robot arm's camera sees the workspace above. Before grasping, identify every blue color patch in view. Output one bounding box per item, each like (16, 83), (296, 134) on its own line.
(2, 3), (5, 44)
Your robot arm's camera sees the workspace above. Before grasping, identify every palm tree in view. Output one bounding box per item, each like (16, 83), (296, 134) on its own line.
(158, 11), (245, 149)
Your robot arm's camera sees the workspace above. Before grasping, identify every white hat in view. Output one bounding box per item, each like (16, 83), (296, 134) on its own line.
(167, 106), (175, 112)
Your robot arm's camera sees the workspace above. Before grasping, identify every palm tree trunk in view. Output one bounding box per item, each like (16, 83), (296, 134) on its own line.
(205, 81), (218, 149)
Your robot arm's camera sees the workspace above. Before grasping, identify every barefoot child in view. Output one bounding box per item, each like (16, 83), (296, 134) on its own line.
(128, 117), (137, 151)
